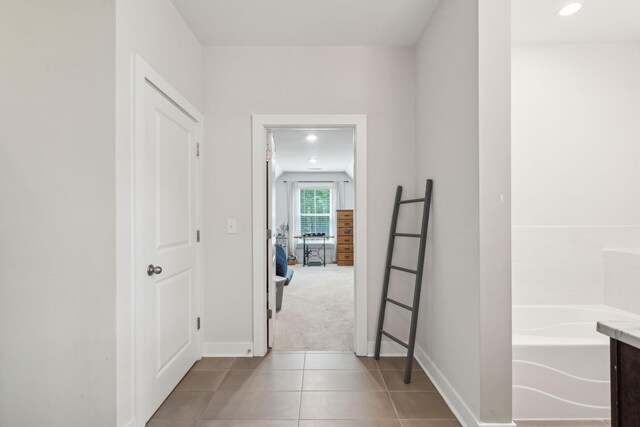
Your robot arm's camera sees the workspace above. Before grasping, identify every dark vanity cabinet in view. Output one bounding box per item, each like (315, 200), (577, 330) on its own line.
(610, 338), (640, 426)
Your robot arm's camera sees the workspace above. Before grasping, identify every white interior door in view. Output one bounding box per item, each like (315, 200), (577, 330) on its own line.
(267, 131), (277, 347)
(143, 82), (199, 420)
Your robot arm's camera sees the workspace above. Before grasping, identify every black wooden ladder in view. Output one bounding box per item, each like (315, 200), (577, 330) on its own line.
(374, 179), (433, 384)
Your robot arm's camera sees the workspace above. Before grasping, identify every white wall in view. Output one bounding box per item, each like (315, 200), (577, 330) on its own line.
(275, 172), (354, 262)
(115, 0), (203, 425)
(414, 0), (512, 424)
(415, 0), (480, 419)
(512, 43), (640, 305)
(478, 0), (512, 421)
(0, 1), (116, 426)
(202, 46), (417, 354)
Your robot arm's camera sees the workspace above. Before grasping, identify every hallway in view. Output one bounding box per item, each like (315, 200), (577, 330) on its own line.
(147, 352), (460, 426)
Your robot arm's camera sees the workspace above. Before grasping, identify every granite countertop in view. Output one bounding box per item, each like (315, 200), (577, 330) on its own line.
(597, 320), (640, 349)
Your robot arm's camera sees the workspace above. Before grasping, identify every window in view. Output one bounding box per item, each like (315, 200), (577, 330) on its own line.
(299, 188), (331, 235)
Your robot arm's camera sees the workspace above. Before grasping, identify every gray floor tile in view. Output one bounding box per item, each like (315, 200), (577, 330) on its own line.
(305, 353), (372, 370)
(176, 370), (228, 391)
(230, 353), (305, 370)
(218, 369), (303, 391)
(200, 391), (301, 420)
(380, 369), (436, 392)
(299, 421), (402, 427)
(390, 392), (455, 420)
(400, 421), (462, 427)
(303, 369), (385, 391)
(300, 391), (397, 420)
(304, 351), (358, 353)
(358, 356), (381, 370)
(192, 358), (236, 370)
(304, 353), (378, 370)
(196, 421), (298, 427)
(147, 420), (197, 427)
(228, 357), (265, 370)
(151, 391), (213, 420)
(376, 357), (420, 371)
(149, 353), (464, 425)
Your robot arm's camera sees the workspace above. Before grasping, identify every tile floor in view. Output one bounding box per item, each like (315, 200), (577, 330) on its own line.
(149, 352), (613, 427)
(148, 351), (461, 427)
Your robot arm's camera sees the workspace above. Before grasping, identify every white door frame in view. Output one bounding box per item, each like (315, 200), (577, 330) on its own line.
(251, 114), (368, 356)
(132, 56), (204, 426)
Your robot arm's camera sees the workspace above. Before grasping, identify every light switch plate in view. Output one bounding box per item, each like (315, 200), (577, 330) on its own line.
(227, 219), (237, 234)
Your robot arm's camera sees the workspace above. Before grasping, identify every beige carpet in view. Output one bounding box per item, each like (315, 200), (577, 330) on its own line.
(274, 264), (354, 351)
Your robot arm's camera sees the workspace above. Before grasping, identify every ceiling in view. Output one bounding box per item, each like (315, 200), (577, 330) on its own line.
(170, 0), (440, 46)
(512, 0), (640, 44)
(272, 128), (354, 174)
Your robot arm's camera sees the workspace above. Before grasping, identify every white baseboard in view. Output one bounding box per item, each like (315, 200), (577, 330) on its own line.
(120, 417), (136, 427)
(413, 345), (516, 427)
(367, 340), (409, 356)
(203, 342), (254, 357)
(476, 422), (516, 426)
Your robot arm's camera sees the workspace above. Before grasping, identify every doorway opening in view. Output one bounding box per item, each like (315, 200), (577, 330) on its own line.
(270, 128), (355, 351)
(252, 115), (367, 356)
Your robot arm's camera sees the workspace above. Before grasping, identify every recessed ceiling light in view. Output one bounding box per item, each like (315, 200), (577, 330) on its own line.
(309, 158), (318, 164)
(558, 2), (582, 16)
(306, 134), (318, 142)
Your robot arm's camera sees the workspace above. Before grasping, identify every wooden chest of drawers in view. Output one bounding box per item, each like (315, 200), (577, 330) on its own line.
(336, 210), (354, 266)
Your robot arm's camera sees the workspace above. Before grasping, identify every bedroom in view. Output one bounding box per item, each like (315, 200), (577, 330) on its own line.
(270, 128), (356, 351)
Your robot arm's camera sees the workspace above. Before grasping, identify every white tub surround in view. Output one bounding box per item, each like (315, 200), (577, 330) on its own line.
(604, 249), (640, 315)
(513, 305), (640, 420)
(597, 321), (640, 350)
(512, 226), (640, 306)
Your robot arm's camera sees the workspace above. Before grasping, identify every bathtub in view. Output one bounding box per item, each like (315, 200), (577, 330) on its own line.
(513, 305), (640, 420)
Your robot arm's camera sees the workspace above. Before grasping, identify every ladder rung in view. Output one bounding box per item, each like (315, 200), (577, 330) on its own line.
(389, 265), (417, 274)
(385, 297), (413, 311)
(394, 233), (421, 238)
(380, 330), (409, 348)
(398, 198), (425, 204)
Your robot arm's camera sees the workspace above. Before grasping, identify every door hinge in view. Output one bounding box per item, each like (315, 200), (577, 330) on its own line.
(266, 228), (272, 240)
(197, 317), (201, 330)
(196, 143), (200, 157)
(197, 230), (201, 242)
(266, 149), (273, 161)
(267, 309), (273, 320)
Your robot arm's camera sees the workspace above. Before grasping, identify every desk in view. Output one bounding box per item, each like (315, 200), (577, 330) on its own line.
(294, 235), (335, 267)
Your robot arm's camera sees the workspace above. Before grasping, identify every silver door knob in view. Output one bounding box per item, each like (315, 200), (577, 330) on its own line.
(147, 264), (163, 276)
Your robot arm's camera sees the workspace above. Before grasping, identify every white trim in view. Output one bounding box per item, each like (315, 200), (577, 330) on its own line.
(121, 419), (136, 427)
(478, 421), (517, 426)
(251, 114), (368, 356)
(367, 341), (408, 357)
(131, 55), (204, 427)
(413, 345), (516, 427)
(203, 342), (254, 358)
